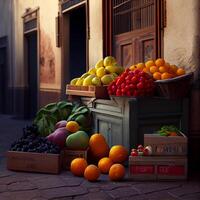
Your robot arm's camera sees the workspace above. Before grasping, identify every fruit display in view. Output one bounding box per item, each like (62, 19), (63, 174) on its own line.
(130, 145), (152, 157)
(108, 68), (155, 97)
(34, 101), (91, 136)
(10, 125), (60, 154)
(129, 58), (186, 81)
(156, 125), (180, 136)
(70, 133), (128, 182)
(70, 56), (124, 86)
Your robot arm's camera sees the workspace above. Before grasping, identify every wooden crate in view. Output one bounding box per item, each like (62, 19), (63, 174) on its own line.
(62, 148), (88, 170)
(144, 133), (187, 156)
(129, 156), (187, 181)
(66, 85), (109, 99)
(7, 151), (61, 174)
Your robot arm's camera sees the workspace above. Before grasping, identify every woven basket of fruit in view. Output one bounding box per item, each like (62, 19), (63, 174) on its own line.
(155, 72), (193, 99)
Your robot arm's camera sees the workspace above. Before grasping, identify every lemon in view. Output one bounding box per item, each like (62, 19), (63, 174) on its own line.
(96, 67), (106, 78)
(75, 78), (84, 86)
(95, 59), (104, 69)
(101, 74), (114, 85)
(92, 77), (102, 86)
(88, 68), (96, 75)
(70, 78), (79, 85)
(83, 75), (95, 86)
(103, 56), (116, 67)
(81, 73), (90, 79)
(105, 65), (117, 73)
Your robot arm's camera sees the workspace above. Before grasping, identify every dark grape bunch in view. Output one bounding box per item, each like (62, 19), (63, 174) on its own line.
(10, 125), (60, 154)
(23, 124), (39, 137)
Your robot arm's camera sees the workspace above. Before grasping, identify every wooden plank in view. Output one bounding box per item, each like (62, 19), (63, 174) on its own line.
(144, 133), (187, 156)
(129, 156), (187, 180)
(7, 151), (61, 174)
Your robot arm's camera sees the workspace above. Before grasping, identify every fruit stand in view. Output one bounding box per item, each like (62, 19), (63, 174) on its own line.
(6, 56), (193, 181)
(83, 96), (189, 150)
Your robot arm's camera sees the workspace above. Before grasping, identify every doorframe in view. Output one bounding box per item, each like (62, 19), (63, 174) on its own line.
(0, 36), (8, 113)
(59, 0), (89, 99)
(22, 7), (40, 114)
(102, 0), (164, 59)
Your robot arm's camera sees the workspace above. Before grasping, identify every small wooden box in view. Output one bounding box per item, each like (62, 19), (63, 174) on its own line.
(66, 85), (109, 99)
(129, 156), (187, 181)
(7, 151), (61, 174)
(144, 133), (187, 156)
(62, 148), (88, 170)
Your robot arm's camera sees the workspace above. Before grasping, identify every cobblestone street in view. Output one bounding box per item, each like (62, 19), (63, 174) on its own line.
(0, 115), (200, 200)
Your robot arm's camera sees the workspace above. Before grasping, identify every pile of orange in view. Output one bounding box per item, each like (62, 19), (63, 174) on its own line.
(70, 134), (128, 182)
(129, 58), (186, 81)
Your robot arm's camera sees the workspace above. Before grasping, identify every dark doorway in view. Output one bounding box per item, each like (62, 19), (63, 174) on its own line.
(25, 31), (38, 118)
(0, 47), (7, 114)
(61, 4), (88, 98)
(69, 5), (86, 80)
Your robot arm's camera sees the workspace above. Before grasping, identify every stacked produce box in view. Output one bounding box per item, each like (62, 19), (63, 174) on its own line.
(129, 125), (188, 180)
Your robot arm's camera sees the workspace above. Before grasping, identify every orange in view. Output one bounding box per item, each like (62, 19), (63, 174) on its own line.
(89, 133), (110, 159)
(153, 72), (161, 80)
(109, 145), (128, 163)
(150, 66), (159, 74)
(161, 72), (172, 80)
(170, 65), (178, 73)
(98, 157), (113, 174)
(66, 121), (80, 133)
(129, 65), (137, 71)
(159, 66), (168, 73)
(137, 63), (145, 70)
(145, 60), (155, 69)
(176, 68), (186, 76)
(84, 164), (100, 182)
(70, 158), (88, 177)
(155, 58), (165, 67)
(165, 62), (170, 68)
(109, 164), (125, 181)
(143, 67), (150, 73)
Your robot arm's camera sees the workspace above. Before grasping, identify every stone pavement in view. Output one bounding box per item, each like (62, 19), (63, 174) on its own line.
(0, 115), (200, 200)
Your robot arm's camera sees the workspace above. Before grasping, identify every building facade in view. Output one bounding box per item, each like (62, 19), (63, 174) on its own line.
(0, 0), (200, 168)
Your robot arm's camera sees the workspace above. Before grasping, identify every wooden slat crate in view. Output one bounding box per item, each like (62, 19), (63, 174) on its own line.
(129, 156), (187, 181)
(66, 85), (109, 99)
(62, 148), (88, 170)
(7, 151), (61, 174)
(144, 133), (187, 156)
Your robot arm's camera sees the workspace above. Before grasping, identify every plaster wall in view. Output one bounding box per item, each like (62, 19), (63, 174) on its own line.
(88, 0), (103, 67)
(164, 0), (199, 76)
(13, 0), (61, 90)
(0, 0), (14, 87)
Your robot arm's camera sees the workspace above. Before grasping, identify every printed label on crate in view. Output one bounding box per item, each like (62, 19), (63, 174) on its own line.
(130, 165), (155, 174)
(158, 165), (185, 176)
(155, 145), (186, 154)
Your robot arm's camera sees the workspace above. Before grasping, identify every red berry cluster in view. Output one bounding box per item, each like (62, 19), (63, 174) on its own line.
(108, 69), (155, 97)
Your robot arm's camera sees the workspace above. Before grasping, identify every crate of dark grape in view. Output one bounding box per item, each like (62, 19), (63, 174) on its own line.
(7, 125), (62, 174)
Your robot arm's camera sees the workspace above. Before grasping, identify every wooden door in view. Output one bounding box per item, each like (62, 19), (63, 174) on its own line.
(103, 0), (163, 67)
(113, 0), (157, 67)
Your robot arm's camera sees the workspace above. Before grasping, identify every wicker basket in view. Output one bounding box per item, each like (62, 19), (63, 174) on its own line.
(155, 72), (193, 99)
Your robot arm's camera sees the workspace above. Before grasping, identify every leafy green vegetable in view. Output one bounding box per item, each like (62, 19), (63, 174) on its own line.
(34, 101), (91, 137)
(156, 125), (180, 136)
